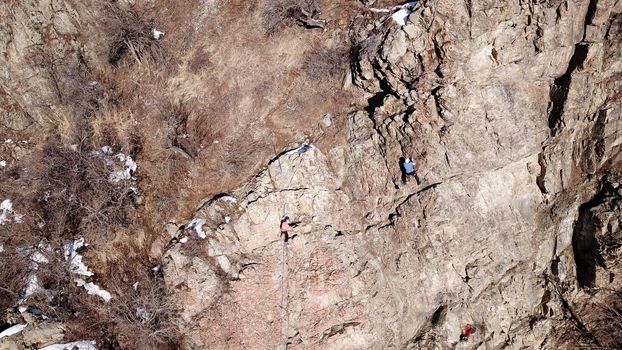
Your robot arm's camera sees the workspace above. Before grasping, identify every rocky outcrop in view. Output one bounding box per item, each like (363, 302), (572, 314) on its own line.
(0, 321), (64, 350)
(1, 0), (620, 349)
(161, 0), (622, 349)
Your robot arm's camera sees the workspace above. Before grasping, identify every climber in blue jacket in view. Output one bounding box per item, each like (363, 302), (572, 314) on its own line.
(401, 157), (421, 185)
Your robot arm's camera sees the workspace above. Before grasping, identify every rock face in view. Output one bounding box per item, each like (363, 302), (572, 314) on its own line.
(0, 322), (64, 350)
(161, 1), (622, 349)
(1, 0), (621, 349)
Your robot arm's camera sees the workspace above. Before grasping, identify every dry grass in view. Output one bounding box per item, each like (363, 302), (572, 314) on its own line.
(303, 45), (349, 82)
(99, 2), (165, 67)
(1, 0), (361, 348)
(261, 0), (322, 36)
(31, 142), (137, 244)
(90, 105), (139, 152)
(0, 246), (31, 312)
(34, 255), (182, 350)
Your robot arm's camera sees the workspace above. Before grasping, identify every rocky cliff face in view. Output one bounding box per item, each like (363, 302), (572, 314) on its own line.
(1, 1), (621, 350)
(162, 1), (622, 348)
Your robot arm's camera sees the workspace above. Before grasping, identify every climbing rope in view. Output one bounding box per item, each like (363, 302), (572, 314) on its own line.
(276, 146), (307, 348)
(280, 237), (289, 347)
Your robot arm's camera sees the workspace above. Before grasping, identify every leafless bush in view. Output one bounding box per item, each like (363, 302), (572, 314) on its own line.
(33, 257), (182, 350)
(24, 39), (110, 124)
(588, 292), (622, 349)
(303, 46), (348, 82)
(161, 98), (227, 159)
(97, 268), (181, 349)
(187, 47), (212, 74)
(262, 0), (324, 36)
(105, 4), (164, 66)
(0, 246), (31, 312)
(222, 137), (268, 175)
(33, 141), (138, 244)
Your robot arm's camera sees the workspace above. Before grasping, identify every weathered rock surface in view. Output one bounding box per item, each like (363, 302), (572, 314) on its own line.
(0, 322), (64, 350)
(1, 0), (621, 349)
(162, 0), (622, 349)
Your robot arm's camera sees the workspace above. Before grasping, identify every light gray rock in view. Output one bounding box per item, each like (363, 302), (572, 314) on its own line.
(162, 0), (621, 348)
(22, 322), (64, 348)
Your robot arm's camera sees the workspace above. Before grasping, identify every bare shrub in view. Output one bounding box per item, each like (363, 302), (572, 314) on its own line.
(222, 137), (268, 175)
(189, 107), (220, 151)
(33, 141), (138, 244)
(592, 295), (622, 349)
(0, 246), (31, 312)
(90, 105), (139, 152)
(24, 36), (109, 124)
(104, 4), (165, 66)
(303, 46), (348, 82)
(32, 255), (181, 350)
(187, 47), (212, 74)
(262, 0), (324, 36)
(97, 267), (181, 349)
(158, 98), (224, 160)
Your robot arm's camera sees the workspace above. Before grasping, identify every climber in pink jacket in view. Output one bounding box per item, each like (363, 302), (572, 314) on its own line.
(280, 216), (294, 242)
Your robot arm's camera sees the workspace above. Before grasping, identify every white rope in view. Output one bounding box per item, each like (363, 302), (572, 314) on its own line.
(276, 146), (309, 347)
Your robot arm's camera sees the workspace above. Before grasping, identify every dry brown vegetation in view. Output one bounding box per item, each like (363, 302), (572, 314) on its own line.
(303, 46), (349, 82)
(35, 143), (138, 242)
(1, 0), (363, 347)
(262, 0), (323, 35)
(75, 266), (181, 349)
(0, 247), (30, 313)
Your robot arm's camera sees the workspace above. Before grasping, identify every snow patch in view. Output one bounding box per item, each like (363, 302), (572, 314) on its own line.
(1, 199), (23, 225)
(91, 148), (138, 184)
(75, 279), (112, 302)
(64, 238), (111, 301)
(5, 139), (13, 144)
(132, 282), (139, 291)
(38, 340), (98, 350)
(392, 9), (411, 25)
(23, 275), (43, 299)
(0, 324), (27, 339)
(224, 216), (231, 224)
(135, 307), (151, 322)
(179, 236), (189, 243)
(0, 160), (6, 167)
(188, 219), (206, 239)
(218, 196), (237, 203)
(31, 251), (48, 264)
(109, 153), (137, 183)
(65, 238), (93, 277)
(151, 28), (165, 40)
(2, 199), (12, 212)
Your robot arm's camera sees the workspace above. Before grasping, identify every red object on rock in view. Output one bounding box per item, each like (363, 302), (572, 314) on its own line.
(463, 324), (475, 337)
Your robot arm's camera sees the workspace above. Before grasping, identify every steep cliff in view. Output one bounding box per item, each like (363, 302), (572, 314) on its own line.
(1, 1), (621, 349)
